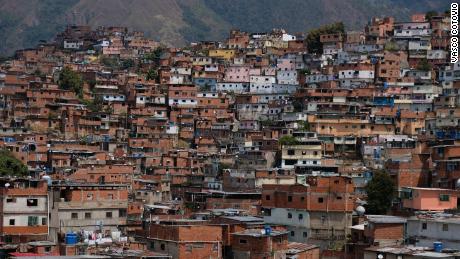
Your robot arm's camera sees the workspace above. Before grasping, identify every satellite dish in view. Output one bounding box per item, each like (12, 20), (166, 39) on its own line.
(356, 206), (366, 216)
(456, 179), (460, 189)
(5, 183), (10, 188)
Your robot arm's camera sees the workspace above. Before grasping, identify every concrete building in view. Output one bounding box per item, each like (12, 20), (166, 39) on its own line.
(0, 179), (49, 244)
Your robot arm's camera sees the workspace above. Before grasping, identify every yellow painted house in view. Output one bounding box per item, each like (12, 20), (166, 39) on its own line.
(208, 49), (235, 60)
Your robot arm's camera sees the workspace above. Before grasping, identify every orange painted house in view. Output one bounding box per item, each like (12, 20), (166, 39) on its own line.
(401, 187), (460, 211)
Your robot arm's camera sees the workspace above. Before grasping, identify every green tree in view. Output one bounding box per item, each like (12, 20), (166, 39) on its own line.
(104, 105), (114, 115)
(384, 41), (399, 51)
(0, 150), (28, 176)
(365, 171), (395, 214)
(121, 59), (135, 70)
(306, 22), (345, 54)
(144, 47), (164, 62)
(416, 58), (432, 71)
(279, 135), (299, 146)
(59, 67), (83, 98)
(292, 99), (304, 112)
(298, 68), (311, 75)
(425, 10), (438, 21)
(298, 121), (310, 131)
(87, 79), (97, 89)
(146, 68), (158, 81)
(33, 69), (44, 77)
(101, 56), (119, 69)
(82, 95), (104, 112)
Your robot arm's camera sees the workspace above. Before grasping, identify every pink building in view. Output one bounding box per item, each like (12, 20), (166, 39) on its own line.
(276, 57), (296, 71)
(401, 187), (460, 211)
(249, 67), (261, 76)
(224, 65), (250, 82)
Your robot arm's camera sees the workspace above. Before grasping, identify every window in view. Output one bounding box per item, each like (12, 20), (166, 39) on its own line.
(27, 199), (38, 206)
(288, 213), (292, 219)
(300, 196), (305, 202)
(28, 216), (38, 226)
(119, 209), (127, 217)
(263, 208), (272, 216)
(161, 244), (165, 250)
(440, 194), (450, 201)
(290, 231), (295, 236)
(71, 213), (78, 219)
(318, 197), (324, 203)
(42, 217), (47, 225)
(442, 224), (449, 231)
(239, 239), (247, 244)
(265, 195), (271, 200)
(298, 214), (303, 220)
(288, 196), (292, 202)
(106, 212), (113, 218)
(422, 223), (427, 230)
(9, 219), (15, 226)
(5, 236), (12, 243)
(6, 197), (16, 203)
(85, 212), (92, 219)
(303, 232), (308, 238)
(87, 193), (93, 200)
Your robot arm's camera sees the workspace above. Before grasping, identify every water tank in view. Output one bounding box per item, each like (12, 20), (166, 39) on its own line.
(433, 241), (443, 252)
(264, 226), (272, 236)
(42, 175), (52, 186)
(65, 232), (78, 245)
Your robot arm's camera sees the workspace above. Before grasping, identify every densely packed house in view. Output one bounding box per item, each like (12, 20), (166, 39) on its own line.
(0, 12), (459, 259)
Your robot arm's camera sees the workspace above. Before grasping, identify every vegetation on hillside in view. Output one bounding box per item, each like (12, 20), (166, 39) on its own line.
(0, 150), (28, 177)
(417, 58), (432, 71)
(305, 22), (345, 54)
(425, 10), (438, 21)
(81, 95), (104, 113)
(279, 135), (299, 146)
(0, 0), (450, 56)
(58, 67), (84, 98)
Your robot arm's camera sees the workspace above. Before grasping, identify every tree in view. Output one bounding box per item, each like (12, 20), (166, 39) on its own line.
(101, 56), (119, 69)
(0, 150), (28, 176)
(279, 135), (299, 146)
(121, 59), (135, 70)
(365, 171), (395, 214)
(292, 99), (304, 112)
(306, 22), (345, 54)
(298, 68), (311, 75)
(82, 95), (104, 112)
(416, 58), (432, 71)
(103, 104), (114, 115)
(59, 67), (83, 98)
(146, 68), (158, 81)
(298, 121), (310, 131)
(384, 41), (400, 51)
(425, 10), (438, 21)
(144, 47), (164, 63)
(33, 69), (44, 77)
